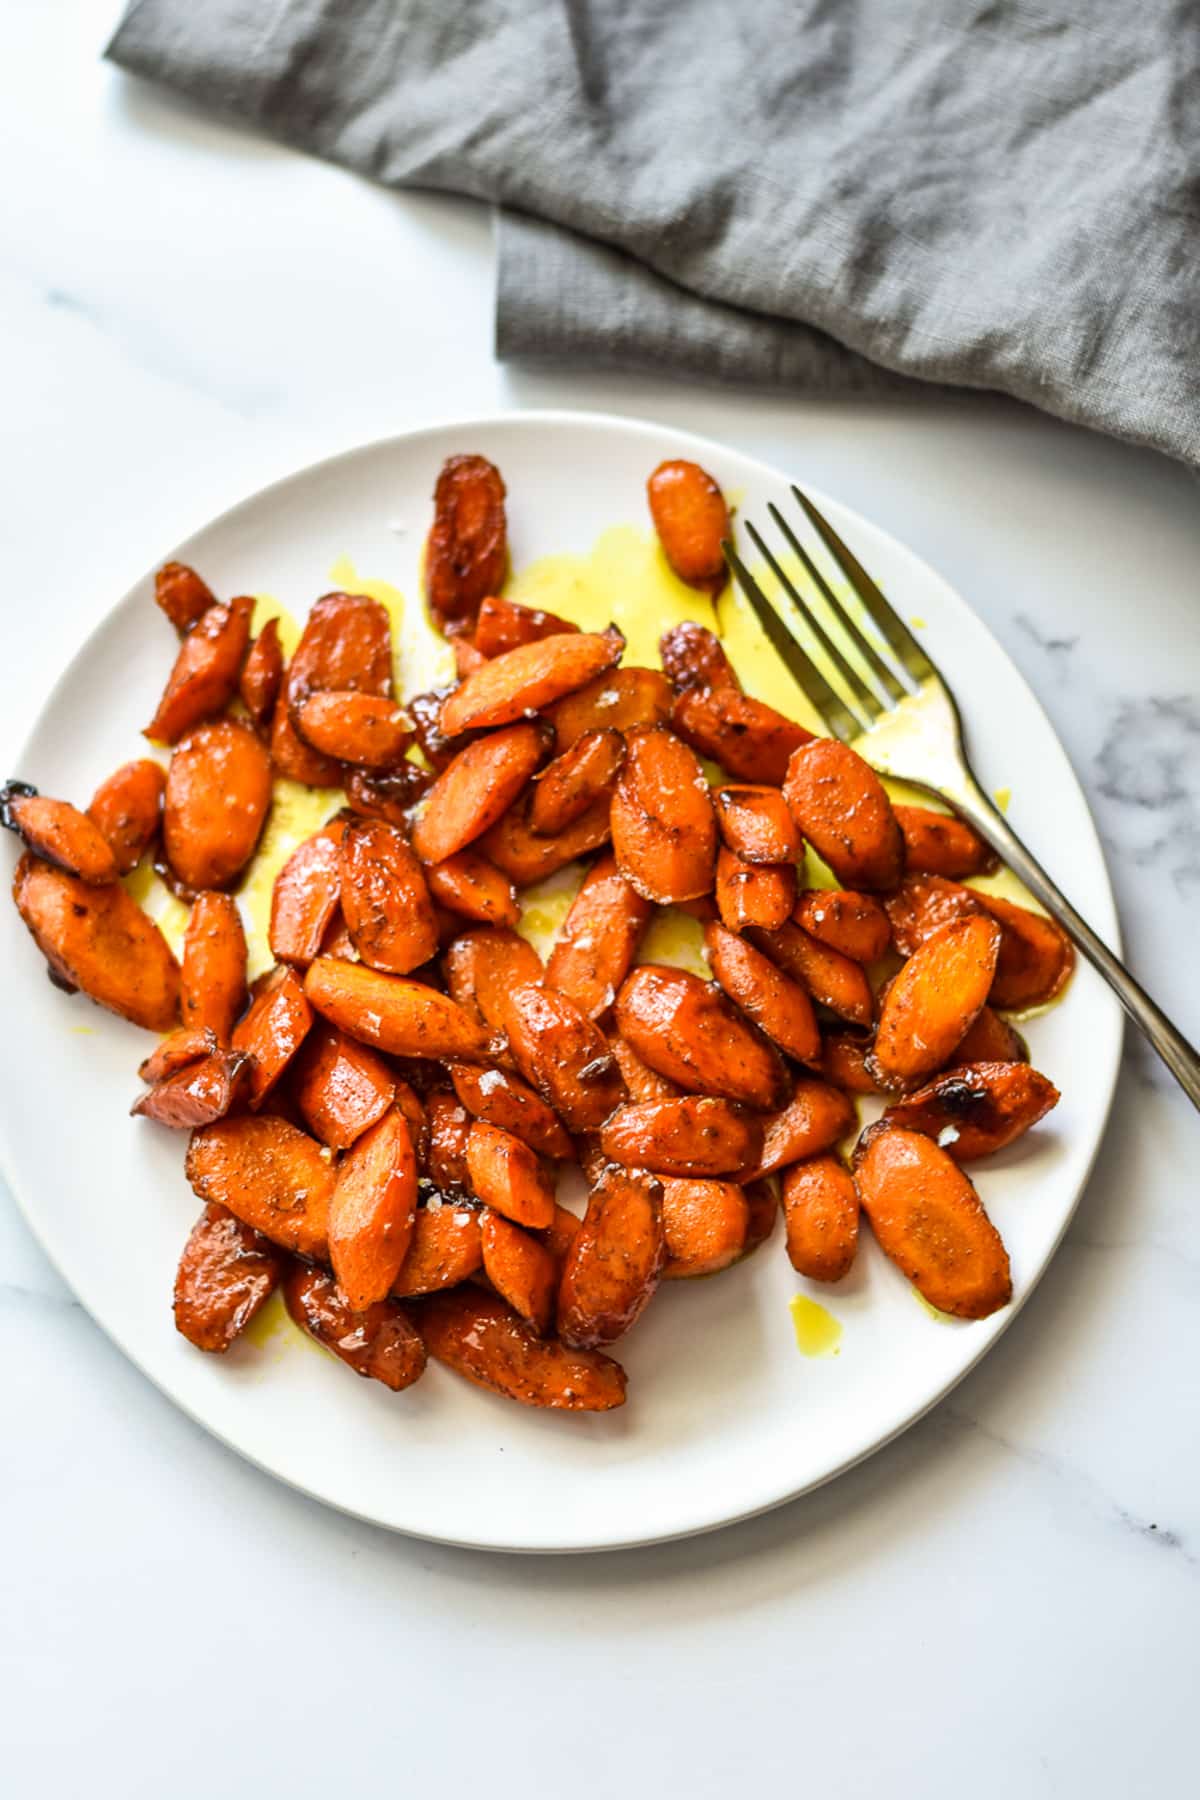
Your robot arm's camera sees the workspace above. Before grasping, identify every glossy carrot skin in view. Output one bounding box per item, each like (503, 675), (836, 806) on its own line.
(782, 1155), (859, 1282)
(599, 1096), (762, 1178)
(738, 1078), (857, 1181)
(284, 1264), (427, 1390)
(231, 964), (314, 1106)
(894, 805), (997, 879)
(269, 828), (343, 967)
(557, 1167), (665, 1348)
(425, 850), (519, 928)
(611, 724), (718, 904)
(501, 984), (626, 1132)
(545, 854), (653, 1019)
(473, 592), (577, 657)
(163, 719), (272, 892)
(714, 845), (796, 931)
(186, 1114), (335, 1259)
(424, 453), (508, 627)
(304, 957), (492, 1060)
(714, 784), (801, 864)
(86, 760), (165, 874)
(746, 920), (875, 1027)
(480, 793), (612, 888)
(292, 1021), (396, 1149)
(270, 591), (393, 786)
(480, 1209), (558, 1335)
(181, 892), (247, 1041)
(2, 790), (120, 885)
(465, 1119), (556, 1228)
(660, 1179), (748, 1279)
(155, 561), (215, 634)
(646, 460), (731, 593)
(340, 818), (439, 975)
(449, 1062), (573, 1160)
(439, 631), (624, 736)
(131, 1049), (251, 1128)
(329, 1105), (419, 1309)
(615, 963), (790, 1110)
(659, 621), (740, 693)
(239, 616), (284, 731)
(419, 1286), (627, 1409)
(547, 666), (673, 750)
(529, 728), (624, 836)
(391, 1205), (483, 1296)
(442, 925), (544, 1032)
(792, 889), (891, 965)
(882, 1061), (1060, 1161)
(783, 737), (905, 891)
(411, 721), (546, 866)
(673, 687), (813, 784)
(173, 1202), (282, 1352)
(872, 915), (1002, 1084)
(144, 594), (253, 744)
(294, 690), (414, 770)
(704, 921), (821, 1064)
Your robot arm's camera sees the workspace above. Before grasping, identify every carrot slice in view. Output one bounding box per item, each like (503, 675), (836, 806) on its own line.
(480, 1209), (558, 1335)
(304, 957), (492, 1060)
(611, 724), (718, 904)
(231, 964), (313, 1105)
(661, 1178), (748, 1279)
(614, 963), (790, 1109)
(545, 854), (653, 1018)
(782, 738), (904, 891)
(144, 594), (253, 744)
(186, 1114), (334, 1258)
(411, 721), (546, 865)
(2, 789), (120, 885)
(473, 593), (578, 657)
(163, 719), (272, 892)
(293, 690), (413, 770)
(340, 817), (439, 975)
(155, 561), (215, 634)
(746, 920), (875, 1027)
(424, 454), (508, 628)
(714, 844), (796, 931)
(600, 1096), (762, 1177)
(673, 686), (813, 784)
(181, 891), (247, 1040)
(782, 1154), (859, 1282)
(284, 1264), (426, 1390)
(238, 616), (284, 731)
(742, 1179), (780, 1254)
(269, 828), (343, 967)
(442, 925), (544, 1032)
(608, 1033), (683, 1101)
(424, 850), (519, 928)
(817, 1031), (881, 1095)
(539, 1203), (584, 1267)
(557, 1167), (665, 1348)
(873, 915), (1002, 1084)
(883, 874), (987, 957)
(392, 1204), (483, 1295)
(659, 621), (741, 693)
(882, 1061), (1060, 1161)
(953, 1005), (1028, 1065)
(894, 804), (997, 879)
(138, 1025), (217, 1084)
(439, 630), (624, 736)
(465, 1119), (556, 1228)
(792, 888), (891, 964)
(529, 728), (625, 836)
(714, 784), (801, 864)
(419, 1286), (626, 1409)
(270, 591), (393, 786)
(646, 460), (730, 594)
(853, 1123), (1012, 1319)
(424, 1092), (473, 1194)
(12, 852), (180, 1031)
(132, 1048), (251, 1128)
(739, 1078), (857, 1181)
(548, 665), (673, 750)
(449, 1063), (573, 1159)
(704, 921), (821, 1063)
(86, 759), (165, 874)
(329, 1105), (419, 1309)
(173, 1202), (282, 1352)
(975, 893), (1076, 1011)
(292, 1021), (395, 1149)
(501, 983), (627, 1132)
(479, 792), (612, 888)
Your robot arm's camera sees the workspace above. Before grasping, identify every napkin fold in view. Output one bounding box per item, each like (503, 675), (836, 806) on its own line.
(108, 1), (1200, 464)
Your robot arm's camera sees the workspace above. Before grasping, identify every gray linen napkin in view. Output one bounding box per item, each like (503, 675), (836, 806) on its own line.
(108, 1), (1200, 464)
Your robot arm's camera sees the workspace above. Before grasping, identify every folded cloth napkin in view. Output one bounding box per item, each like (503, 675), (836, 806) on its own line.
(108, 1), (1200, 465)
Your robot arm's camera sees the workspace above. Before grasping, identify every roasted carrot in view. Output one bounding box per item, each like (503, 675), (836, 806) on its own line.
(501, 983), (627, 1131)
(293, 690), (413, 770)
(479, 792), (613, 887)
(328, 1105), (419, 1309)
(659, 621), (740, 693)
(473, 592), (578, 657)
(704, 921), (821, 1063)
(646, 460), (730, 594)
(610, 725), (718, 903)
(817, 1031), (881, 1095)
(181, 891), (247, 1040)
(408, 686), (471, 772)
(269, 827), (343, 967)
(975, 893), (1076, 1011)
(411, 721), (546, 865)
(741, 1179), (780, 1254)
(547, 665), (673, 750)
(853, 1123), (1012, 1319)
(449, 1062), (573, 1159)
(615, 963), (790, 1109)
(424, 453), (508, 627)
(673, 686), (813, 784)
(465, 1119), (556, 1228)
(442, 925), (544, 1033)
(284, 1264), (426, 1390)
(660, 1178), (748, 1279)
(162, 719), (272, 892)
(539, 1202), (584, 1268)
(144, 594), (253, 745)
(599, 1096), (762, 1177)
(557, 1167), (665, 1348)
(439, 630), (624, 736)
(792, 888), (891, 964)
(424, 1091), (473, 1194)
(782, 1154), (859, 1282)
(480, 1208), (558, 1335)
(86, 759), (165, 874)
(873, 915), (1002, 1084)
(714, 844), (796, 930)
(343, 762), (433, 828)
(238, 616), (284, 731)
(419, 1286), (626, 1409)
(608, 1032), (683, 1102)
(882, 1061), (1060, 1161)
(132, 1048), (251, 1128)
(186, 1113), (334, 1258)
(138, 1025), (217, 1084)
(173, 1202), (282, 1352)
(12, 852), (180, 1031)
(155, 561), (215, 634)
(424, 850), (519, 928)
(1, 788), (120, 885)
(305, 957), (492, 1060)
(340, 817), (439, 974)
(451, 635), (488, 678)
(270, 591), (393, 786)
(714, 784), (801, 864)
(782, 737), (904, 891)
(883, 873), (987, 957)
(392, 1203), (483, 1295)
(292, 1021), (396, 1149)
(953, 1005), (1028, 1066)
(739, 1078), (857, 1181)
(529, 728), (625, 836)
(231, 963), (313, 1105)
(894, 804), (997, 879)
(746, 920), (875, 1027)
(545, 854), (653, 1018)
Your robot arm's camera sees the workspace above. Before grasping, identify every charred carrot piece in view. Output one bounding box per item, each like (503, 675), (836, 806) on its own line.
(86, 759), (165, 874)
(418, 1285), (626, 1410)
(659, 621), (741, 693)
(173, 1202), (282, 1352)
(614, 963), (790, 1110)
(144, 594), (253, 745)
(529, 728), (625, 836)
(155, 561), (216, 634)
(411, 721), (546, 865)
(439, 630), (623, 737)
(329, 1105), (419, 1309)
(270, 591), (393, 786)
(557, 1167), (665, 1348)
(138, 1025), (218, 1084)
(181, 891), (247, 1041)
(343, 762), (433, 828)
(714, 844), (796, 931)
(714, 783), (801, 864)
(545, 854), (653, 1019)
(1, 786), (120, 885)
(340, 817), (439, 975)
(424, 454), (508, 628)
(882, 1061), (1060, 1161)
(611, 724), (718, 904)
(284, 1264), (426, 1390)
(501, 983), (627, 1132)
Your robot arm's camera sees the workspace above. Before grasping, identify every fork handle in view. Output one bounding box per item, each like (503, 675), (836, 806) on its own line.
(954, 787), (1200, 1109)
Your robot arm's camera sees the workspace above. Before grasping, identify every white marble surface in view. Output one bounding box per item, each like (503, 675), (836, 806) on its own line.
(3, 6), (1199, 1795)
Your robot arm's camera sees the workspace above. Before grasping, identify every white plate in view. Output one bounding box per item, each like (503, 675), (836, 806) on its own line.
(0, 412), (1121, 1552)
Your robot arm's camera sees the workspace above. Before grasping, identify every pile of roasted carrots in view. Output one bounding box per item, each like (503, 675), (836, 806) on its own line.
(2, 453), (1071, 1412)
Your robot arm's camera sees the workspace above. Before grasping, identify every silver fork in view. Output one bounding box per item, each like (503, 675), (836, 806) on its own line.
(724, 487), (1200, 1110)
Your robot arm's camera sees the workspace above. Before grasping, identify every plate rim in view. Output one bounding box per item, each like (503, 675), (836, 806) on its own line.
(0, 407), (1123, 1553)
